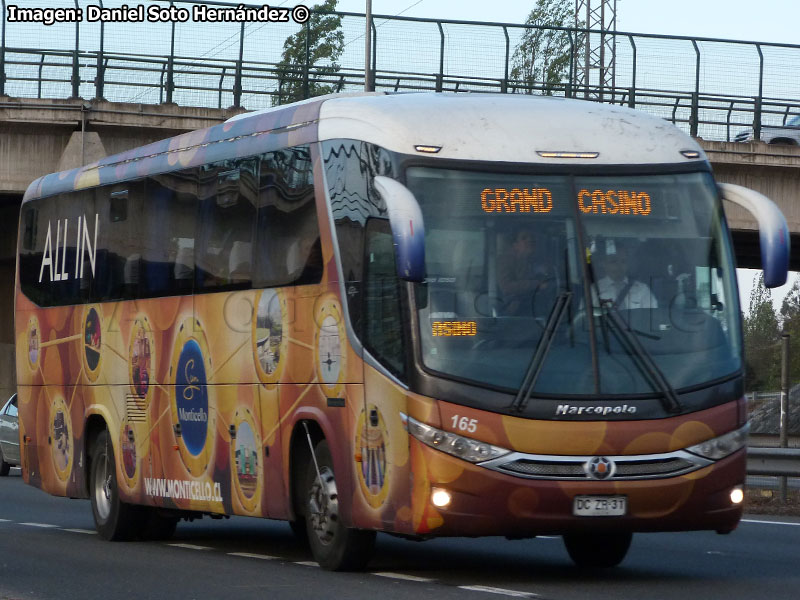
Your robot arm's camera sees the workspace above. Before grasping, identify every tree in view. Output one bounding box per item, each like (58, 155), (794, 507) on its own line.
(273, 0), (344, 106)
(743, 273), (781, 391)
(510, 0), (576, 95)
(779, 274), (800, 385)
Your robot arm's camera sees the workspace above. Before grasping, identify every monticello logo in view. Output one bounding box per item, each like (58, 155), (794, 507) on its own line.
(175, 339), (209, 456)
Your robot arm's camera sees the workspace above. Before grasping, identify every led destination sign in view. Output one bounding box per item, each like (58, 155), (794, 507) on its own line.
(479, 188), (652, 216)
(578, 189), (651, 215)
(481, 188), (553, 213)
(432, 321), (478, 337)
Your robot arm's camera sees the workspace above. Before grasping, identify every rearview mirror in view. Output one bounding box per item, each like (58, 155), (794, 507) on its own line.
(719, 183), (789, 288)
(373, 176), (426, 282)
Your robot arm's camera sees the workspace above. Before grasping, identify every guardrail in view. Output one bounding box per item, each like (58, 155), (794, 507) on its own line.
(2, 1), (800, 143)
(747, 447), (800, 478)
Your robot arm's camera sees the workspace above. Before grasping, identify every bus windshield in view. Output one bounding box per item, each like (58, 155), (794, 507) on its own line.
(407, 167), (741, 398)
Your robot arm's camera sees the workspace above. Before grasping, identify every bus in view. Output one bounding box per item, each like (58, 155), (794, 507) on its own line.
(14, 92), (789, 570)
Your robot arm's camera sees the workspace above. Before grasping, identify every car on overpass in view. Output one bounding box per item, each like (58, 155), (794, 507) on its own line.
(0, 393), (20, 475)
(735, 114), (800, 145)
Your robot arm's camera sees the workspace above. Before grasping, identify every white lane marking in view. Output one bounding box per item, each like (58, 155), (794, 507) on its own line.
(372, 572), (435, 582)
(62, 528), (97, 535)
(228, 552), (278, 560)
(294, 561), (320, 567)
(0, 519), (11, 522)
(168, 543), (212, 550)
(19, 522), (58, 528)
(742, 518), (800, 527)
(459, 585), (539, 598)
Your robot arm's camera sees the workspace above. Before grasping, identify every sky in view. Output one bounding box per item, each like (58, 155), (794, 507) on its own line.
(333, 0), (800, 46)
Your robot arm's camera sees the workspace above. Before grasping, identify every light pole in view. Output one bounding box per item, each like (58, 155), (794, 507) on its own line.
(364, 0), (373, 91)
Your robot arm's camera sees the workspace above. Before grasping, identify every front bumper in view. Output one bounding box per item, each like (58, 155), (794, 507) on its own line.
(410, 440), (745, 537)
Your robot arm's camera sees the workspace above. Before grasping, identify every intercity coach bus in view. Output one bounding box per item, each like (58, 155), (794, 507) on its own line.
(14, 92), (789, 570)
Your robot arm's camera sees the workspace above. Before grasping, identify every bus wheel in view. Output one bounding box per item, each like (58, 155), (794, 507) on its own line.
(89, 430), (143, 540)
(140, 510), (179, 541)
(563, 532), (632, 568)
(288, 518), (308, 544)
(0, 447), (10, 476)
(304, 439), (375, 570)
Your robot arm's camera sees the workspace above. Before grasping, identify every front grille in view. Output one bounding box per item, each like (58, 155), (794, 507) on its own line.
(482, 450), (710, 481)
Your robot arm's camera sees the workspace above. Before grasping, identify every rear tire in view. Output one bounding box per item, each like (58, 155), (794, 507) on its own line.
(563, 532), (632, 568)
(140, 509), (179, 541)
(89, 430), (144, 540)
(0, 447), (10, 476)
(304, 440), (375, 570)
(288, 517), (308, 544)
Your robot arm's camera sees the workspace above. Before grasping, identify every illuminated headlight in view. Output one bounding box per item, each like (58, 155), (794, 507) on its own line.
(402, 414), (510, 463)
(686, 424), (750, 460)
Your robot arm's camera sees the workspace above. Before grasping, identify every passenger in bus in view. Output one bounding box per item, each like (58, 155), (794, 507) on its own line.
(595, 246), (657, 310)
(497, 229), (551, 316)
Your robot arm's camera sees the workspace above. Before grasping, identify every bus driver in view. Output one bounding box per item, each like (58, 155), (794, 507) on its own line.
(595, 245), (657, 310)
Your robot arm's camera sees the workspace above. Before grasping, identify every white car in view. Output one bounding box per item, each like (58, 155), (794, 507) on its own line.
(735, 115), (800, 145)
(0, 393), (20, 475)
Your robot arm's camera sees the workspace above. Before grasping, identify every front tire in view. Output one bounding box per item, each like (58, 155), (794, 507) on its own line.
(304, 440), (375, 570)
(89, 430), (143, 540)
(563, 532), (632, 568)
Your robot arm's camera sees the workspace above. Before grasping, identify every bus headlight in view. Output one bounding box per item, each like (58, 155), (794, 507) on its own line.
(686, 424), (749, 460)
(402, 414), (510, 463)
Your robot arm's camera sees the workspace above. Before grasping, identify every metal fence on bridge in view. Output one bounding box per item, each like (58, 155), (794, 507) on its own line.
(2, 0), (800, 143)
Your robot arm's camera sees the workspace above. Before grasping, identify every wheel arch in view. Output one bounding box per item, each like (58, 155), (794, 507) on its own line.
(83, 413), (110, 497)
(286, 408), (354, 525)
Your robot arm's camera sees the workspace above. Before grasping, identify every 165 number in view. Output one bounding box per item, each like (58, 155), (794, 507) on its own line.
(451, 415), (478, 433)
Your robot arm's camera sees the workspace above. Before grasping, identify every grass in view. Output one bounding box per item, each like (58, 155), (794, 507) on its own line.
(745, 486), (800, 517)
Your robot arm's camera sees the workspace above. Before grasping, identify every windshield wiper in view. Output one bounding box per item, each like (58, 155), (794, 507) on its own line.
(600, 302), (683, 414)
(510, 291), (572, 413)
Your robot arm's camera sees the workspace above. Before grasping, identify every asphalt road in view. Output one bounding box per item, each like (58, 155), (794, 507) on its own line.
(1, 468), (799, 600)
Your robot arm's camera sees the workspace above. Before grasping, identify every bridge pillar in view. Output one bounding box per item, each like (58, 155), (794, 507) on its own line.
(57, 131), (108, 172)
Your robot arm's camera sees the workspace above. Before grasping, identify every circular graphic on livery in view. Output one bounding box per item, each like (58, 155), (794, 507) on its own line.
(26, 315), (41, 371)
(128, 316), (155, 407)
(169, 317), (216, 478)
(49, 395), (73, 482)
(355, 405), (390, 508)
(314, 296), (346, 396)
(120, 423), (138, 486)
(231, 408), (263, 512)
(252, 289), (288, 386)
(82, 305), (103, 381)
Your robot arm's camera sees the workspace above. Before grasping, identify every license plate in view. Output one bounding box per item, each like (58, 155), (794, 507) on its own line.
(573, 495), (627, 517)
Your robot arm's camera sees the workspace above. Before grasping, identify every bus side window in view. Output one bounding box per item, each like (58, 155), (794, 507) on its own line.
(195, 160), (257, 292)
(143, 171), (197, 297)
(363, 218), (407, 380)
(254, 146), (322, 288)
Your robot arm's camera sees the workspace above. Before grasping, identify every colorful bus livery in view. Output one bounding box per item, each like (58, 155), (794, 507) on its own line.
(15, 93), (789, 570)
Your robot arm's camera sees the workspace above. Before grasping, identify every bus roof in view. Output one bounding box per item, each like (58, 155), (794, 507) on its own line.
(24, 92), (706, 202)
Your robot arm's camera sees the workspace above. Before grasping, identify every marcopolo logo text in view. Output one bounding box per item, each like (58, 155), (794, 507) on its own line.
(555, 404), (637, 416)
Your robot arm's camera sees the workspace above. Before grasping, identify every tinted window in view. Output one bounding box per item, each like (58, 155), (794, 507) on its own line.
(18, 144), (321, 306)
(254, 146), (322, 288)
(19, 192), (93, 306)
(195, 159), (257, 292)
(363, 219), (406, 379)
(322, 140), (395, 336)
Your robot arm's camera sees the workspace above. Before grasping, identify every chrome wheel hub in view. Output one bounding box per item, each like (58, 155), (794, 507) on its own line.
(308, 466), (338, 545)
